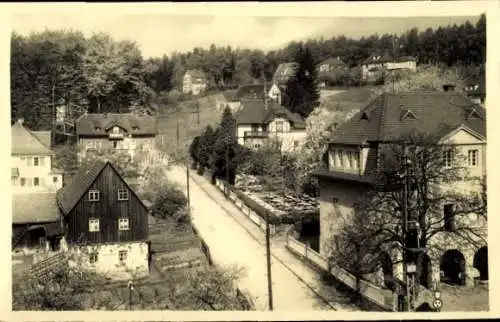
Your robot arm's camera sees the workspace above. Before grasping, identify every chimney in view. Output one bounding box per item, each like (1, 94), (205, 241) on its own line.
(443, 84), (456, 92)
(17, 118), (24, 125)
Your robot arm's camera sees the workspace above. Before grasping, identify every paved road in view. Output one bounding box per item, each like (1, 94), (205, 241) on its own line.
(167, 166), (331, 311)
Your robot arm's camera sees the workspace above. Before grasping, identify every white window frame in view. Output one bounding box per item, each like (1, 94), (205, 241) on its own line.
(113, 126), (120, 134)
(443, 150), (454, 168)
(33, 157), (39, 167)
(467, 149), (479, 167)
(118, 250), (128, 264)
(118, 189), (129, 201)
(89, 190), (100, 202)
(118, 218), (130, 231)
(275, 121), (284, 133)
(89, 218), (100, 232)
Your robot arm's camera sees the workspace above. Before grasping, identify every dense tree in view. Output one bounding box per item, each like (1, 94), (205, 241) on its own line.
(283, 46), (320, 118)
(210, 107), (239, 184)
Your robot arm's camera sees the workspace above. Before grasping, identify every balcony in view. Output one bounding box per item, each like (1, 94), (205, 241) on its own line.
(109, 132), (124, 139)
(244, 131), (269, 138)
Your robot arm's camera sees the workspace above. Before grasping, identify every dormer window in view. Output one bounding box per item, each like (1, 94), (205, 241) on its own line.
(95, 127), (101, 132)
(467, 109), (481, 119)
(361, 112), (369, 120)
(132, 126), (139, 131)
(113, 126), (120, 134)
(401, 110), (417, 121)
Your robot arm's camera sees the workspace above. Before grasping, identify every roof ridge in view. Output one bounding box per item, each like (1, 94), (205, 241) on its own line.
(377, 94), (389, 142)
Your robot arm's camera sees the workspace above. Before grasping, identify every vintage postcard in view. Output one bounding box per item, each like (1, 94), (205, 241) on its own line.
(1, 1), (498, 321)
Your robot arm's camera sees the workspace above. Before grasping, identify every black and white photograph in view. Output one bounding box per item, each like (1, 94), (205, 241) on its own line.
(3, 1), (496, 318)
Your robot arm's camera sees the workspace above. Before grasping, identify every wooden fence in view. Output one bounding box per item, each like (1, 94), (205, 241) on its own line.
(24, 251), (68, 281)
(286, 233), (396, 311)
(214, 178), (276, 235)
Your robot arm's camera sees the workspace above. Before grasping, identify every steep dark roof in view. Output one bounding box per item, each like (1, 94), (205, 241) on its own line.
(235, 99), (306, 129)
(318, 58), (347, 68)
(234, 84), (267, 100)
(76, 113), (156, 136)
(330, 92), (486, 145)
(56, 159), (108, 215)
(11, 120), (53, 156)
(362, 52), (394, 65)
(13, 192), (60, 224)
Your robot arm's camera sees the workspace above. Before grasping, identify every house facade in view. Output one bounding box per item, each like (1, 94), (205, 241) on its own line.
(235, 99), (307, 152)
(182, 69), (208, 95)
(465, 76), (486, 107)
(316, 91), (487, 289)
(76, 113), (156, 163)
(317, 57), (349, 88)
(361, 54), (417, 81)
(56, 160), (150, 276)
(11, 119), (63, 193)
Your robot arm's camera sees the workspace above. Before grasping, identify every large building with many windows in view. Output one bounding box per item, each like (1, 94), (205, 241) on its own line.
(315, 91), (487, 291)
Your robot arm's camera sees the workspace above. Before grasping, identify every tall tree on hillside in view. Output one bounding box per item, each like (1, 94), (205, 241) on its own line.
(211, 107), (238, 184)
(283, 46), (320, 119)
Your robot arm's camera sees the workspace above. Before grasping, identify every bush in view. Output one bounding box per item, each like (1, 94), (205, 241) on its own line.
(152, 184), (188, 222)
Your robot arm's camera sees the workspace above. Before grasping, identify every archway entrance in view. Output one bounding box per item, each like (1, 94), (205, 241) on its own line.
(473, 246), (488, 281)
(418, 253), (432, 289)
(440, 249), (466, 285)
(379, 251), (395, 291)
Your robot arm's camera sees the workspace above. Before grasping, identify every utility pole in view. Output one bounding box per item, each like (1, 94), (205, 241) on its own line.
(263, 73), (274, 311)
(176, 120), (180, 148)
(225, 138), (230, 199)
(186, 152), (191, 215)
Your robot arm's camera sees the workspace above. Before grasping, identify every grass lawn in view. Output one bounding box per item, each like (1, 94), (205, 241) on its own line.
(319, 85), (382, 113)
(439, 282), (489, 312)
(155, 93), (224, 161)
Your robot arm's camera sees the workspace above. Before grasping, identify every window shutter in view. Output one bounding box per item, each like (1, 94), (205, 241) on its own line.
(27, 157), (32, 166)
(40, 157), (45, 166)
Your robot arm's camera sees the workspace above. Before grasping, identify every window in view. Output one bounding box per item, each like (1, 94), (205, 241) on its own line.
(33, 177), (39, 186)
(443, 150), (454, 168)
(53, 176), (58, 183)
(443, 204), (455, 231)
(89, 190), (100, 202)
(332, 197), (339, 204)
(113, 141), (118, 148)
(254, 143), (261, 149)
(89, 252), (98, 264)
(337, 150), (345, 168)
(118, 218), (130, 231)
(275, 121), (284, 133)
(113, 126), (120, 134)
(251, 124), (259, 132)
(294, 140), (299, 148)
(118, 189), (129, 201)
(346, 151), (353, 168)
(20, 178), (26, 187)
(33, 157), (39, 166)
(468, 149), (479, 167)
(11, 178), (17, 185)
(89, 219), (100, 232)
(119, 250), (128, 264)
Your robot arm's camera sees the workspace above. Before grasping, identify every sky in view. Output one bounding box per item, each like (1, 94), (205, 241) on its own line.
(10, 13), (481, 59)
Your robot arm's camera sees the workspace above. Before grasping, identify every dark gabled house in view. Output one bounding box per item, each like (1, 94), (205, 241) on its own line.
(76, 113), (156, 163)
(56, 160), (150, 274)
(465, 75), (486, 106)
(235, 99), (306, 151)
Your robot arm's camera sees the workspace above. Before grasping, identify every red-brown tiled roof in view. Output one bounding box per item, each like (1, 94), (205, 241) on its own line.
(76, 113), (156, 136)
(330, 92), (486, 145)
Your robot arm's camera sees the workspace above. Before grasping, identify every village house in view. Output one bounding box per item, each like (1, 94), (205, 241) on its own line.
(317, 57), (349, 88)
(12, 192), (64, 253)
(361, 53), (417, 81)
(216, 84), (268, 114)
(315, 90), (487, 291)
(182, 69), (208, 95)
(269, 62), (299, 104)
(235, 99), (306, 152)
(56, 160), (150, 277)
(76, 113), (157, 163)
(11, 119), (63, 193)
(465, 76), (486, 106)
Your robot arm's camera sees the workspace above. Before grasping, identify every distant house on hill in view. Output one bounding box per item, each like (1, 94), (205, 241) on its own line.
(11, 119), (63, 193)
(182, 69), (208, 95)
(465, 76), (486, 106)
(56, 160), (150, 276)
(317, 57), (349, 87)
(361, 53), (417, 81)
(76, 113), (156, 163)
(216, 84), (268, 114)
(269, 62), (299, 104)
(235, 98), (306, 152)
